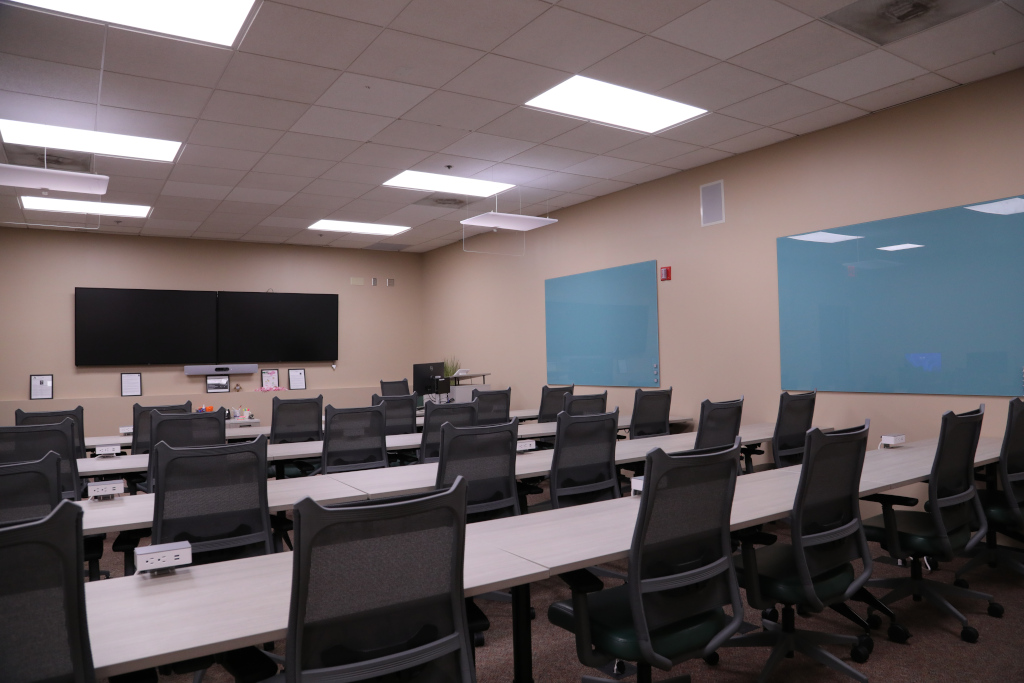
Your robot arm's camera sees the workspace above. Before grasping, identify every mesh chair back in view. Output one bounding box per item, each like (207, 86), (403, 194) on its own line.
(627, 442), (743, 671)
(132, 402), (192, 454)
(147, 410), (226, 491)
(152, 436), (273, 565)
(538, 385), (574, 423)
(322, 405), (388, 474)
(437, 420), (520, 522)
(380, 378), (410, 397)
(0, 501), (95, 682)
(285, 480), (475, 683)
(420, 400), (478, 464)
(0, 420), (80, 499)
(550, 410), (620, 508)
(998, 398), (1024, 526)
(694, 397), (744, 450)
(16, 406), (86, 461)
(0, 452), (62, 528)
(270, 395), (324, 445)
(927, 406), (986, 559)
(371, 393), (418, 435)
(564, 391), (608, 417)
(789, 423), (873, 611)
(771, 391), (816, 467)
(472, 387), (511, 426)
(629, 387), (673, 439)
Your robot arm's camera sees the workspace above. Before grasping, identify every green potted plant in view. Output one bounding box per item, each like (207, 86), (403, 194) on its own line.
(443, 356), (461, 378)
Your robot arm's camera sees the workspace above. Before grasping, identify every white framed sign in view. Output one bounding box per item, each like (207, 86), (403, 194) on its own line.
(261, 369), (279, 389)
(288, 368), (306, 391)
(206, 375), (230, 393)
(30, 374), (53, 400)
(121, 373), (142, 397)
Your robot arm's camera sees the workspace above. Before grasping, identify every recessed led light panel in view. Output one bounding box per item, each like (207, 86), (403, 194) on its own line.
(308, 220), (410, 236)
(787, 232), (864, 243)
(877, 243), (924, 251)
(21, 196), (150, 217)
(383, 171), (513, 198)
(0, 119), (180, 162)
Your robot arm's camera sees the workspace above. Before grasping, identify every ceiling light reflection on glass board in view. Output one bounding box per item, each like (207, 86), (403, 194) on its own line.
(308, 220), (410, 236)
(965, 198), (1024, 215)
(21, 196), (150, 218)
(383, 171), (513, 197)
(787, 231), (864, 243)
(526, 76), (707, 134)
(877, 243), (924, 251)
(0, 119), (180, 162)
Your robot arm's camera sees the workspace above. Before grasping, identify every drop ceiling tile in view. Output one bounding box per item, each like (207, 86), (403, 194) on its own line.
(493, 6), (643, 72)
(613, 164), (678, 183)
(288, 229), (346, 246)
(96, 106), (195, 141)
(316, 73), (434, 117)
(938, 40), (1024, 84)
(576, 178), (635, 196)
(773, 102), (867, 134)
(884, 3), (1024, 71)
(258, 216), (315, 229)
(396, 218), (463, 242)
(177, 144), (264, 171)
(196, 221), (250, 234)
(471, 163), (552, 184)
(96, 192), (159, 208)
(343, 143), (434, 169)
(143, 219), (201, 232)
(657, 113), (761, 145)
(330, 198), (409, 220)
(442, 54), (570, 105)
(441, 133), (537, 162)
(215, 201), (277, 217)
(0, 90), (98, 128)
(729, 21), (874, 82)
(189, 121), (285, 153)
(370, 120), (471, 151)
(776, 0), (854, 17)
(0, 53), (99, 103)
(155, 195), (222, 212)
(104, 27), (232, 88)
(162, 181), (233, 201)
(403, 238), (454, 252)
(794, 50), (928, 101)
(719, 85), (835, 125)
(239, 231), (292, 244)
(390, 0), (549, 51)
(272, 204), (336, 220)
(193, 231), (244, 241)
(359, 186), (433, 204)
(660, 63), (783, 112)
(274, 0), (410, 26)
(316, 207), (382, 223)
(93, 156), (173, 180)
(562, 156), (648, 179)
(265, 133), (361, 163)
(711, 126), (794, 153)
(238, 172), (312, 192)
(321, 162), (398, 184)
(505, 145), (596, 171)
(0, 5), (105, 68)
(150, 206), (215, 222)
(348, 30), (485, 88)
(583, 37), (718, 92)
(251, 154), (337, 178)
(662, 146), (733, 170)
(225, 187), (297, 204)
(141, 228), (197, 238)
(546, 124), (645, 155)
(524, 172), (599, 192)
(303, 178), (377, 198)
(283, 193), (351, 210)
(100, 73), (211, 118)
(478, 107), (584, 143)
(411, 154), (496, 176)
(654, 0), (811, 60)
(380, 203), (459, 227)
(202, 212), (262, 229)
(240, 2), (382, 70)
(547, 192), (593, 207)
(202, 91), (308, 130)
(844, 73), (957, 112)
(510, 186), (563, 204)
(105, 176), (167, 195)
(218, 53), (341, 104)
(606, 136), (699, 163)
(401, 91), (515, 131)
(557, 0), (708, 33)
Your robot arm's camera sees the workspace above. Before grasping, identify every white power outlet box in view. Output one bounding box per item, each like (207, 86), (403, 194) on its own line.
(881, 434), (906, 448)
(136, 541), (192, 574)
(516, 440), (536, 452)
(87, 480), (124, 499)
(95, 445), (120, 457)
(119, 426), (133, 435)
(631, 476), (644, 496)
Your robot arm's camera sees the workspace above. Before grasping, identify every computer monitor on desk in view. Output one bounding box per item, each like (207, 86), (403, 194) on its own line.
(413, 362), (449, 404)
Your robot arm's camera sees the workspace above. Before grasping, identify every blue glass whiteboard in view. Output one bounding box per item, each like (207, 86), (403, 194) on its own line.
(545, 260), (660, 387)
(778, 195), (1024, 396)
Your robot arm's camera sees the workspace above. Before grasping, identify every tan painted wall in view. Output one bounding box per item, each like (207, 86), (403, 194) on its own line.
(0, 227), (424, 434)
(420, 69), (1024, 464)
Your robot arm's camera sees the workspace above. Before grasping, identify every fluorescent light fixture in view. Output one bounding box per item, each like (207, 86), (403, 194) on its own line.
(461, 212), (557, 232)
(383, 170), (513, 198)
(308, 220), (410, 236)
(877, 243), (924, 251)
(526, 76), (707, 134)
(0, 163), (108, 194)
(14, 1), (256, 46)
(788, 231), (863, 243)
(965, 197), (1024, 215)
(21, 196), (150, 218)
(0, 119), (180, 162)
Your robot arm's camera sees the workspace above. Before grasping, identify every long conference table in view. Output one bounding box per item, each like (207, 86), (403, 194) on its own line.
(84, 431), (1002, 681)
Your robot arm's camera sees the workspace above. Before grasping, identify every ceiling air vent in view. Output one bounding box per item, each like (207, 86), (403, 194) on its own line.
(824, 0), (997, 45)
(3, 143), (93, 173)
(414, 193), (468, 209)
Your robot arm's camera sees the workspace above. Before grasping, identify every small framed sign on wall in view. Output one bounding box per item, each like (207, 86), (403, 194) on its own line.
(30, 374), (53, 400)
(288, 369), (306, 390)
(121, 373), (142, 397)
(261, 369), (279, 389)
(207, 375), (230, 393)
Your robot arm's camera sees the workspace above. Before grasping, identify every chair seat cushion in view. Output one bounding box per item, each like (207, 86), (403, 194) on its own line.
(978, 489), (1024, 529)
(548, 584), (727, 663)
(736, 543), (855, 607)
(863, 511), (971, 558)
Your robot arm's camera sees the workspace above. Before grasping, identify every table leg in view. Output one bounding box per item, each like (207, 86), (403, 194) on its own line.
(511, 584), (534, 683)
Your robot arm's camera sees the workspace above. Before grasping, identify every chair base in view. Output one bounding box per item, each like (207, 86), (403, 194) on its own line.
(581, 661), (691, 683)
(956, 541), (1024, 579)
(723, 605), (868, 683)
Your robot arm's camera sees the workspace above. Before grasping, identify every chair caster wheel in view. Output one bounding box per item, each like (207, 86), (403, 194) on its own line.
(850, 645), (870, 664)
(473, 632), (485, 647)
(988, 602), (1004, 618)
(703, 652), (720, 666)
(960, 626), (979, 643)
(866, 613), (882, 630)
(954, 578), (969, 589)
(887, 623), (911, 644)
(761, 608), (779, 622)
(857, 634), (874, 655)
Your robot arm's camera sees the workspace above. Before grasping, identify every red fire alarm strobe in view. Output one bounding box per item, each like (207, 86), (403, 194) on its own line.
(660, 266), (671, 281)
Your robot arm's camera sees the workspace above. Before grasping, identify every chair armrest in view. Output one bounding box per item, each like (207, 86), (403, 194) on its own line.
(558, 568), (605, 594)
(861, 495), (911, 560)
(862, 493), (918, 508)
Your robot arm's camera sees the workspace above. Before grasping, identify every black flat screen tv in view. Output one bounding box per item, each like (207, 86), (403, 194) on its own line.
(75, 288), (218, 366)
(216, 291), (338, 363)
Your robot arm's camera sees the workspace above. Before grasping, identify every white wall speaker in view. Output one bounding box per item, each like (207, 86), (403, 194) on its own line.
(700, 180), (725, 227)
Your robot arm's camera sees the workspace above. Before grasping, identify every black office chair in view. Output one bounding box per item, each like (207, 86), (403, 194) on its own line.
(269, 395), (324, 479)
(549, 442), (744, 683)
(549, 410), (621, 510)
(317, 404), (388, 474)
(863, 406), (1002, 642)
(127, 402), (192, 494)
(564, 391), (608, 417)
(371, 392), (418, 435)
(0, 501), (96, 682)
(0, 451), (62, 528)
(958, 397), (1024, 579)
(150, 436), (278, 682)
(473, 387), (512, 425)
(628, 387), (672, 439)
(419, 399), (478, 464)
(724, 423), (875, 682)
(278, 480), (476, 682)
(380, 378), (410, 396)
(694, 397), (743, 449)
(16, 405), (87, 460)
(538, 384), (574, 423)
(769, 390), (816, 471)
